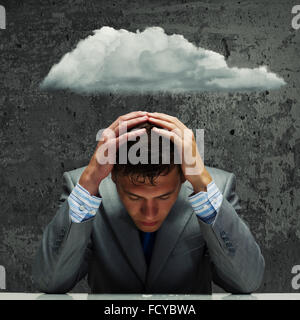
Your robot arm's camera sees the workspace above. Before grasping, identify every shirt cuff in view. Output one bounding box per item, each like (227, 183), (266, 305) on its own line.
(188, 180), (223, 224)
(67, 183), (102, 223)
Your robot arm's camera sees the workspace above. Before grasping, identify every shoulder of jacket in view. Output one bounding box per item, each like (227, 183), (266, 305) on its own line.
(206, 165), (233, 178)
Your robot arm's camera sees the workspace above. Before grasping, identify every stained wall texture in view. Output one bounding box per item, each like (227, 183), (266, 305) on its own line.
(0, 0), (299, 293)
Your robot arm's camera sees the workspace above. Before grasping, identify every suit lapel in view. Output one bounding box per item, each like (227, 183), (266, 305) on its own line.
(146, 182), (194, 288)
(99, 175), (147, 285)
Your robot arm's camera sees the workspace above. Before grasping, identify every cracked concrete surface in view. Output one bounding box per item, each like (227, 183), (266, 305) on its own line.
(0, 0), (299, 292)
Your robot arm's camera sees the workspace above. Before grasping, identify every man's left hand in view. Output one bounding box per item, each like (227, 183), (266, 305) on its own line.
(147, 112), (212, 193)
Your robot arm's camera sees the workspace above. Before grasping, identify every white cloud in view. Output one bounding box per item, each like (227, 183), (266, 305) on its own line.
(40, 26), (286, 94)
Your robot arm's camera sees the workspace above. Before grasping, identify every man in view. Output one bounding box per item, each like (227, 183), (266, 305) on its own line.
(33, 111), (265, 294)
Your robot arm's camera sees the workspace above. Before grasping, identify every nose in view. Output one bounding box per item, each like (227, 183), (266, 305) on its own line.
(141, 200), (158, 221)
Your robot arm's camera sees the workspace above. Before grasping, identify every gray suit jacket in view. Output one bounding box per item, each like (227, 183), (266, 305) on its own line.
(32, 165), (265, 294)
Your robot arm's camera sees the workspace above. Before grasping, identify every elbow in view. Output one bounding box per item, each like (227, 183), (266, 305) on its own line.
(237, 254), (266, 294)
(32, 261), (69, 294)
(32, 271), (57, 294)
(33, 275), (69, 294)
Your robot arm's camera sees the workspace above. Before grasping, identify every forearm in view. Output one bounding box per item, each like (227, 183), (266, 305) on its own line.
(189, 172), (265, 293)
(200, 200), (265, 293)
(33, 200), (93, 293)
(79, 162), (104, 197)
(33, 172), (95, 293)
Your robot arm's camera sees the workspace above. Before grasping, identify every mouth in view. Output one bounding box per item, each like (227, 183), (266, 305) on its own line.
(140, 221), (158, 227)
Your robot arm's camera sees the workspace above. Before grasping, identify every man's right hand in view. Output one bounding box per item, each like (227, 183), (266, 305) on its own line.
(78, 111), (149, 196)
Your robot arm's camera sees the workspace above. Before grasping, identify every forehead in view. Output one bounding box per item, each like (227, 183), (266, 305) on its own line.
(117, 167), (181, 195)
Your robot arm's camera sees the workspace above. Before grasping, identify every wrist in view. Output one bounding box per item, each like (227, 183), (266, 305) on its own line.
(189, 168), (212, 193)
(79, 164), (104, 197)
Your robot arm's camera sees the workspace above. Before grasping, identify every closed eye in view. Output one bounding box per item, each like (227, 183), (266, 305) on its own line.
(158, 195), (170, 200)
(125, 190), (175, 201)
(128, 196), (141, 201)
(128, 195), (170, 201)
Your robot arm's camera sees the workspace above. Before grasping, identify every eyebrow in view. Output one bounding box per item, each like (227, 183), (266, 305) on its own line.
(124, 189), (176, 198)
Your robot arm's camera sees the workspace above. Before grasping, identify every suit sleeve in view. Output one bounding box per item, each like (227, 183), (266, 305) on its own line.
(32, 171), (95, 293)
(197, 173), (265, 293)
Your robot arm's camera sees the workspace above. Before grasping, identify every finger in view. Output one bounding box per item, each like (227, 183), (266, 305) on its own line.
(116, 115), (148, 137)
(97, 116), (148, 149)
(96, 128), (116, 150)
(152, 127), (183, 148)
(147, 117), (176, 130)
(110, 111), (147, 131)
(147, 112), (186, 130)
(148, 117), (183, 138)
(119, 110), (148, 121)
(152, 127), (201, 168)
(99, 128), (146, 164)
(152, 127), (183, 164)
(116, 128), (147, 149)
(100, 127), (115, 140)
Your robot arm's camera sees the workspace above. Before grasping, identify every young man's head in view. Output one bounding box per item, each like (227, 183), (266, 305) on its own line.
(111, 122), (185, 232)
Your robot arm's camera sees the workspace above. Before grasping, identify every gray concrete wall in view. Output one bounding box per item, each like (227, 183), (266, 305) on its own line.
(0, 0), (299, 293)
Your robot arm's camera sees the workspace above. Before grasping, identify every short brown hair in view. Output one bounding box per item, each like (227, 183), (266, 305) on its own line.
(112, 121), (183, 185)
